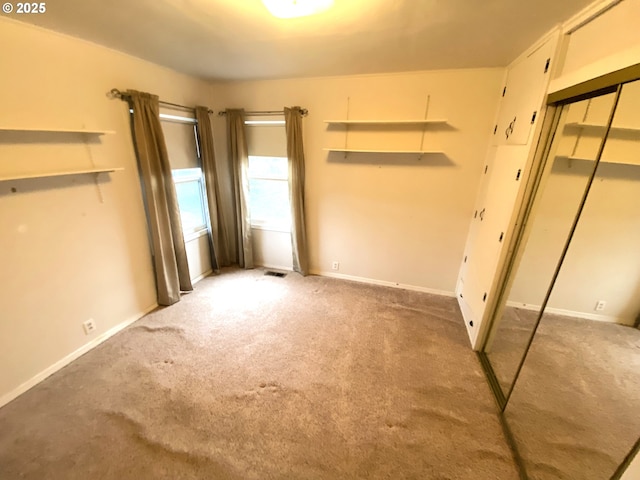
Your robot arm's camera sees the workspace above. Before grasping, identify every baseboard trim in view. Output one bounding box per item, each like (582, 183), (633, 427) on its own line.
(0, 303), (158, 409)
(506, 301), (632, 325)
(310, 269), (455, 298)
(191, 269), (213, 285)
(256, 263), (293, 272)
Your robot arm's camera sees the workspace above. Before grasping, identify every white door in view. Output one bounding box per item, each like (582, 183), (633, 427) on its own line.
(459, 146), (530, 345)
(493, 40), (555, 146)
(457, 35), (558, 348)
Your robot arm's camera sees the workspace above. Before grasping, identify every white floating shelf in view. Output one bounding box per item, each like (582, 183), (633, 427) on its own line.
(0, 167), (124, 182)
(324, 148), (442, 154)
(0, 128), (116, 135)
(565, 122), (640, 132)
(325, 119), (448, 125)
(557, 155), (639, 166)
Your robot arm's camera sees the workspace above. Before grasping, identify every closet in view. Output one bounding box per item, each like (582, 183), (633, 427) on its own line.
(456, 34), (559, 347)
(478, 68), (640, 480)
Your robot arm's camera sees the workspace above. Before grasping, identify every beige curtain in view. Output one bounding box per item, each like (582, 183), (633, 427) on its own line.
(127, 90), (193, 305)
(284, 107), (309, 276)
(226, 109), (253, 269)
(195, 107), (230, 270)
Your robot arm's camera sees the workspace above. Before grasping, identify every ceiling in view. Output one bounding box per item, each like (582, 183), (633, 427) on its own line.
(12, 0), (594, 81)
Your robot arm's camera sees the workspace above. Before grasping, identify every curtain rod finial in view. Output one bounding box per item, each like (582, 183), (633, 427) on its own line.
(107, 88), (121, 99)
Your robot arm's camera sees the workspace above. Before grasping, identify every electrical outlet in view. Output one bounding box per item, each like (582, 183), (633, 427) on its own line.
(595, 300), (607, 312)
(331, 261), (340, 271)
(82, 319), (96, 335)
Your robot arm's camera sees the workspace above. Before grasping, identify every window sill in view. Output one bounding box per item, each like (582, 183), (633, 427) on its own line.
(184, 228), (209, 243)
(251, 224), (291, 234)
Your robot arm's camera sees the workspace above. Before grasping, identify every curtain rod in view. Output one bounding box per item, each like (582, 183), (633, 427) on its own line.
(218, 108), (308, 117)
(108, 89), (213, 114)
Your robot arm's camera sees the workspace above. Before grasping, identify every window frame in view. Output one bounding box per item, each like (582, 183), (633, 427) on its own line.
(159, 113), (211, 242)
(247, 155), (291, 233)
(171, 168), (209, 241)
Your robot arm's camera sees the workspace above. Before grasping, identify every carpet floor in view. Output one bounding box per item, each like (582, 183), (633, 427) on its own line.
(489, 308), (640, 479)
(0, 268), (520, 479)
(486, 306), (538, 393)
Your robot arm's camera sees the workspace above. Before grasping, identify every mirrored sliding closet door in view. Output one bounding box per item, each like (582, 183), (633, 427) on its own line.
(484, 78), (640, 479)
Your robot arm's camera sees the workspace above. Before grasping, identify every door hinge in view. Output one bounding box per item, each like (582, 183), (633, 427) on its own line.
(516, 169), (521, 181)
(531, 111), (537, 124)
(544, 58), (550, 73)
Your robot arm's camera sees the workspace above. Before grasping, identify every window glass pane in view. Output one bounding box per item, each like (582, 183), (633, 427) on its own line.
(248, 155), (288, 179)
(249, 178), (291, 228)
(172, 168), (202, 182)
(174, 180), (206, 233)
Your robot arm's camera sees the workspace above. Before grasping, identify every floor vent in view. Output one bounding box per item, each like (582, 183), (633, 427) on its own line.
(264, 271), (286, 278)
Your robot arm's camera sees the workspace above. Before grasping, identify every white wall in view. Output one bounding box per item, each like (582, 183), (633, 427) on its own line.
(561, 0), (640, 77)
(621, 449), (640, 480)
(251, 229), (293, 271)
(210, 69), (504, 293)
(184, 233), (213, 282)
(0, 18), (213, 405)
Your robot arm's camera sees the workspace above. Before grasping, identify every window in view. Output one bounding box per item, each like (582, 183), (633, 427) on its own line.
(248, 155), (291, 231)
(160, 116), (209, 240)
(172, 168), (208, 238)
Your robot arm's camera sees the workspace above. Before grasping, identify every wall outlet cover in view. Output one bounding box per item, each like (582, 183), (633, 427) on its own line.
(82, 319), (96, 335)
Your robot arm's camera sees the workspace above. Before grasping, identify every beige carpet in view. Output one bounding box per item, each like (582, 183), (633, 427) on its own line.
(490, 309), (640, 480)
(0, 268), (520, 479)
(486, 306), (538, 394)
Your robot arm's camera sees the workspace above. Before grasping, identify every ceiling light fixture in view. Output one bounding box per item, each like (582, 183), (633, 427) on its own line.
(262, 0), (334, 19)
